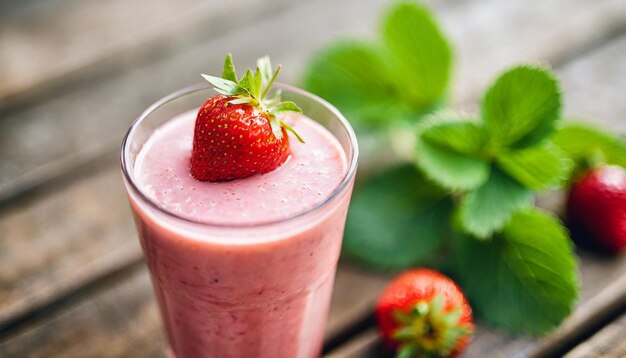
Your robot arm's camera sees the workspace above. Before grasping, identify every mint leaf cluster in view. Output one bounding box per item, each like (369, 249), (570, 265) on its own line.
(370, 64), (578, 334)
(417, 66), (573, 239)
(303, 3), (452, 132)
(302, 1), (588, 335)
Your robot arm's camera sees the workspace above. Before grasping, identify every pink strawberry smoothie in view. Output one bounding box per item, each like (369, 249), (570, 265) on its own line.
(127, 109), (352, 358)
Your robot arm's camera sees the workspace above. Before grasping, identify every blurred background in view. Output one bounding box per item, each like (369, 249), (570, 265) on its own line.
(1, 0), (626, 357)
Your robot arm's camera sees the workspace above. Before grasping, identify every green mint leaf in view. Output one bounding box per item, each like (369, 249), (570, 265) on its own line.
(238, 69), (255, 96)
(343, 165), (454, 270)
(453, 209), (579, 334)
(421, 117), (485, 156)
(459, 167), (533, 239)
(222, 53), (237, 82)
(257, 55), (273, 88)
(552, 122), (626, 170)
(201, 74), (239, 95)
(302, 42), (407, 130)
(382, 2), (452, 110)
(253, 67), (262, 99)
(496, 142), (572, 190)
(415, 129), (490, 191)
(269, 101), (302, 114)
(482, 66), (561, 150)
(213, 88), (236, 96)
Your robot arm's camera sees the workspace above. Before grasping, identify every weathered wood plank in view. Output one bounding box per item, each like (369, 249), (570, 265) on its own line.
(565, 312), (626, 358)
(1, 1), (626, 356)
(444, 0), (626, 106)
(0, 266), (165, 358)
(2, 0), (625, 204)
(559, 34), (626, 133)
(327, 264), (392, 337)
(0, 0), (295, 106)
(325, 329), (385, 358)
(0, 168), (138, 326)
(2, 0), (621, 332)
(0, 262), (388, 357)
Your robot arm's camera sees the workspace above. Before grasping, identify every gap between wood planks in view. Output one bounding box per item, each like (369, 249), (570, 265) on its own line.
(2, 0), (626, 354)
(0, 258), (144, 339)
(321, 269), (626, 357)
(0, 141), (118, 212)
(531, 273), (626, 357)
(547, 17), (626, 70)
(0, 0), (304, 116)
(322, 313), (377, 355)
(1, 0), (625, 213)
(2, 25), (625, 356)
(565, 311), (626, 357)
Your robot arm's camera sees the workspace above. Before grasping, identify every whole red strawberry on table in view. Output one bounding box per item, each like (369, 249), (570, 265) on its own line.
(375, 269), (474, 357)
(567, 165), (626, 252)
(191, 54), (303, 182)
(551, 123), (626, 253)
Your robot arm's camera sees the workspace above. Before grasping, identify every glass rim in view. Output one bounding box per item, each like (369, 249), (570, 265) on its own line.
(120, 82), (359, 229)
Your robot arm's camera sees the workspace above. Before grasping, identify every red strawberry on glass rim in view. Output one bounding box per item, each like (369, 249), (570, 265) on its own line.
(191, 54), (304, 182)
(375, 269), (474, 358)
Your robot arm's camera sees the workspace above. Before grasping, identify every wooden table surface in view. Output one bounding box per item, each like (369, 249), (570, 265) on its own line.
(1, 0), (626, 357)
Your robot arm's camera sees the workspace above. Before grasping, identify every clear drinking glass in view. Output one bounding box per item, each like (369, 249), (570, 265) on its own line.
(120, 83), (358, 358)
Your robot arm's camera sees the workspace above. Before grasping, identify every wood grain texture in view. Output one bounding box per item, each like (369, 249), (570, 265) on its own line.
(565, 313), (626, 358)
(3, 0), (620, 330)
(1, 0), (626, 357)
(532, 271), (626, 357)
(0, 263), (389, 357)
(325, 329), (387, 358)
(327, 263), (392, 337)
(0, 168), (137, 325)
(0, 266), (166, 358)
(445, 0), (626, 106)
(2, 0), (625, 204)
(0, 0), (295, 105)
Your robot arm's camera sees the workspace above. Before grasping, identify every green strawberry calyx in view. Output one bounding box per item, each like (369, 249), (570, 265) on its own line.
(392, 294), (473, 358)
(201, 53), (305, 143)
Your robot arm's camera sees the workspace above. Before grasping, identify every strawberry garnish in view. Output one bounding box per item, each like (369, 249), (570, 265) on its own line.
(190, 54), (304, 182)
(375, 269), (474, 358)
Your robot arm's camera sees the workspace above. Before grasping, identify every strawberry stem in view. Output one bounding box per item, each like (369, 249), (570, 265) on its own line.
(280, 120), (305, 143)
(391, 294), (473, 357)
(202, 54), (305, 142)
(222, 53), (238, 82)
